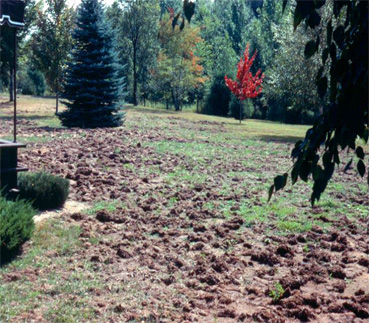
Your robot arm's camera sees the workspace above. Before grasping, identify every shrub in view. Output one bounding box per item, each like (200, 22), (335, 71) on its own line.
(0, 196), (35, 264)
(18, 172), (70, 211)
(202, 74), (232, 117)
(21, 66), (46, 96)
(228, 95), (255, 120)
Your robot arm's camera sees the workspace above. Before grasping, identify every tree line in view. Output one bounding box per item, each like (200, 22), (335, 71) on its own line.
(0, 0), (363, 126)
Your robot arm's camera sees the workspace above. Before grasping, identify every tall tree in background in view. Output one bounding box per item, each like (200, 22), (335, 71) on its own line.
(110, 0), (159, 106)
(194, 0), (237, 116)
(59, 0), (124, 128)
(31, 0), (75, 113)
(154, 15), (206, 111)
(263, 5), (322, 124)
(159, 0), (182, 19)
(249, 0), (284, 70)
(0, 0), (37, 101)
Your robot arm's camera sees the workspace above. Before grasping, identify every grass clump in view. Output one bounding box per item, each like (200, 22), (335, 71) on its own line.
(269, 282), (285, 302)
(0, 196), (35, 264)
(18, 172), (69, 211)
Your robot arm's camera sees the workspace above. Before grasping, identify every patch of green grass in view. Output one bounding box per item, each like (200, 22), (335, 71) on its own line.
(85, 200), (122, 215)
(269, 282), (285, 302)
(35, 116), (62, 128)
(277, 220), (312, 233)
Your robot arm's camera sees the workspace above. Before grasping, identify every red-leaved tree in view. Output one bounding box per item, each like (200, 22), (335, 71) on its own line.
(225, 44), (264, 123)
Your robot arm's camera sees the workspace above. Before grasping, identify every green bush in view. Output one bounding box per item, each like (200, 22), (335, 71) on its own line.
(228, 95), (255, 120)
(0, 196), (35, 264)
(21, 66), (46, 96)
(202, 74), (232, 117)
(18, 172), (70, 211)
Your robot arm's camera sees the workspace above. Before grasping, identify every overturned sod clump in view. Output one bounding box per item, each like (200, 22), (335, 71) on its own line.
(18, 172), (69, 211)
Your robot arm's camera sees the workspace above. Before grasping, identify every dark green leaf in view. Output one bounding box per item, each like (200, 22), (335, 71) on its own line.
(333, 58), (349, 79)
(333, 26), (345, 48)
(179, 18), (185, 31)
(327, 20), (332, 45)
(308, 11), (321, 28)
(330, 43), (337, 62)
(364, 128), (369, 143)
(311, 177), (328, 206)
(325, 163), (335, 181)
(358, 160), (366, 177)
(299, 161), (311, 182)
(293, 5), (304, 30)
(274, 173), (288, 192)
(282, 0), (288, 13)
(291, 166), (299, 185)
(268, 185), (274, 202)
(322, 151), (332, 168)
(334, 1), (348, 18)
(183, 0), (195, 23)
(314, 0), (326, 9)
(317, 76), (327, 98)
(334, 151), (340, 165)
(312, 165), (323, 181)
(356, 146), (365, 159)
(294, 1), (315, 30)
(172, 13), (180, 29)
(322, 48), (329, 64)
(349, 139), (356, 150)
(344, 158), (353, 173)
(305, 40), (318, 59)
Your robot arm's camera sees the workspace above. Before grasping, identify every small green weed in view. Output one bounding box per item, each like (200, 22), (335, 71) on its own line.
(269, 283), (285, 302)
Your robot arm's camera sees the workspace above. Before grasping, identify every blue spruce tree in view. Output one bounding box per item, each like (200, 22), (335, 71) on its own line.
(59, 0), (124, 128)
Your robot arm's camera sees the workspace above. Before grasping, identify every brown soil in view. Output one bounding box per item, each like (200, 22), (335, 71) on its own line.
(0, 114), (368, 322)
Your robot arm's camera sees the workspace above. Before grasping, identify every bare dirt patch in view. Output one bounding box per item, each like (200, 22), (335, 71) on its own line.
(34, 201), (89, 224)
(0, 108), (368, 321)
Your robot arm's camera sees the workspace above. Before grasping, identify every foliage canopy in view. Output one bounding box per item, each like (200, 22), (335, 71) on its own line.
(270, 0), (368, 206)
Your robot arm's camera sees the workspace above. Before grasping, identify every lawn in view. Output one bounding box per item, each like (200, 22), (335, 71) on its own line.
(0, 96), (368, 322)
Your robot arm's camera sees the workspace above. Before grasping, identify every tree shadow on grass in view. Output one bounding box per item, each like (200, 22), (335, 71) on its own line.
(256, 134), (303, 144)
(0, 115), (56, 121)
(0, 247), (24, 267)
(125, 106), (177, 115)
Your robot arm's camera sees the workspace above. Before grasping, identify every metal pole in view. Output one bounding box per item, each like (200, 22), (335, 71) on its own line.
(13, 28), (17, 143)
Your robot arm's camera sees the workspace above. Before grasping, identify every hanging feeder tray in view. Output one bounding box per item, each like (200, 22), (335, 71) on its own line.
(0, 140), (27, 197)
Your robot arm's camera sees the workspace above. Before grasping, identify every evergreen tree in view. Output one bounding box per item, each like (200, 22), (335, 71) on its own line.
(59, 0), (124, 128)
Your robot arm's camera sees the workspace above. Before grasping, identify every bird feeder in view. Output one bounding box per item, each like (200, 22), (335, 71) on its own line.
(0, 0), (27, 198)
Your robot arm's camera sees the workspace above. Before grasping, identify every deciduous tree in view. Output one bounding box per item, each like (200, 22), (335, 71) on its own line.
(109, 0), (159, 106)
(154, 15), (206, 111)
(225, 44), (264, 123)
(31, 0), (75, 113)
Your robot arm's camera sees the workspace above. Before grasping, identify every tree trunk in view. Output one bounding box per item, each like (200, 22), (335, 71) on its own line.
(172, 90), (180, 111)
(239, 100), (243, 124)
(166, 99), (169, 110)
(9, 69), (14, 102)
(133, 44), (138, 106)
(55, 79), (59, 115)
(196, 96), (199, 113)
